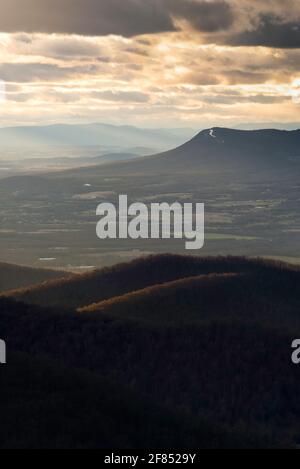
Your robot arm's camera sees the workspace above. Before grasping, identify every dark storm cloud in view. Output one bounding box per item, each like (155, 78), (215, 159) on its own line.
(169, 0), (234, 32)
(0, 0), (234, 36)
(0, 0), (176, 36)
(0, 0), (299, 50)
(225, 14), (300, 48)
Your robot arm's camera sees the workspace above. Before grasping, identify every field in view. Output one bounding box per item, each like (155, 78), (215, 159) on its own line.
(0, 151), (299, 270)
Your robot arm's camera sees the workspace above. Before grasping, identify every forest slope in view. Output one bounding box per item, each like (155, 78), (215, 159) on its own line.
(2, 351), (261, 449)
(1, 254), (300, 447)
(3, 254), (298, 309)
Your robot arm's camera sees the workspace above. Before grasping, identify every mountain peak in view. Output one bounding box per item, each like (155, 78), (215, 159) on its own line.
(151, 126), (300, 170)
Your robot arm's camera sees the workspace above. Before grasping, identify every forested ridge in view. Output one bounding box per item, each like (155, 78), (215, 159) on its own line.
(0, 254), (299, 448)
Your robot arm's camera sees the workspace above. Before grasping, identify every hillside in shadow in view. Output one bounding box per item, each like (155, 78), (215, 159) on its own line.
(3, 254), (298, 309)
(0, 262), (68, 293)
(1, 351), (268, 449)
(0, 254), (300, 448)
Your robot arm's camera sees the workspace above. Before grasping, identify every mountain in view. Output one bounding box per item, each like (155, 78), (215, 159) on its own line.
(1, 254), (299, 448)
(0, 262), (68, 293)
(0, 123), (195, 152)
(2, 127), (300, 196)
(32, 127), (300, 179)
(116, 127), (300, 173)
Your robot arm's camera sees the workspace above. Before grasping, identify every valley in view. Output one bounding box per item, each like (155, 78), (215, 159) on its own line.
(0, 130), (299, 269)
(1, 0), (300, 450)
(0, 128), (300, 448)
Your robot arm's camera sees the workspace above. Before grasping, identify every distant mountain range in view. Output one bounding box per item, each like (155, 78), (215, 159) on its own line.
(0, 123), (196, 152)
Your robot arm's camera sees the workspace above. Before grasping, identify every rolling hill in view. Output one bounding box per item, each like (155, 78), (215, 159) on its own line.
(1, 255), (300, 448)
(3, 254), (293, 309)
(78, 270), (300, 330)
(0, 262), (69, 293)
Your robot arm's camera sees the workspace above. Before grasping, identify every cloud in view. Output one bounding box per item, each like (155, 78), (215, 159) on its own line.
(0, 63), (100, 82)
(6, 92), (34, 102)
(179, 73), (221, 86)
(0, 0), (176, 36)
(0, 0), (235, 37)
(0, 0), (299, 51)
(225, 15), (300, 48)
(91, 90), (149, 103)
(34, 37), (103, 59)
(9, 34), (104, 60)
(195, 91), (288, 106)
(0, 1), (299, 128)
(223, 69), (273, 85)
(213, 1), (300, 49)
(169, 0), (234, 32)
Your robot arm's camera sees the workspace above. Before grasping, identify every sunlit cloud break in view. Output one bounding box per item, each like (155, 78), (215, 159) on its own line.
(0, 0), (299, 127)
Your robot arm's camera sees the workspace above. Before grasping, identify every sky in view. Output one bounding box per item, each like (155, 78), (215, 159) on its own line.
(0, 0), (299, 128)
